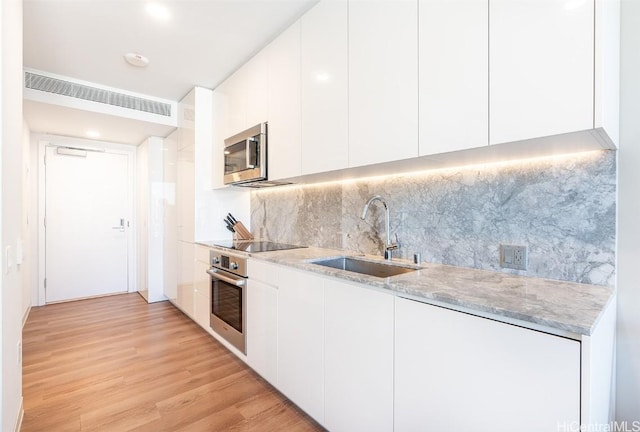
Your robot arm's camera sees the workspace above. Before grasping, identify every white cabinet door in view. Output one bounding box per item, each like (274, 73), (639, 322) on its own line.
(244, 51), (269, 128)
(300, 0), (349, 175)
(489, 0), (594, 145)
(324, 279), (394, 432)
(419, 0), (488, 155)
(211, 89), (227, 189)
(176, 240), (195, 318)
(176, 141), (194, 243)
(163, 130), (178, 303)
(267, 21), (302, 181)
(225, 69), (248, 137)
(277, 267), (324, 424)
(247, 259), (279, 385)
(246, 278), (278, 386)
(394, 297), (580, 432)
(220, 52), (268, 139)
(193, 289), (209, 331)
(193, 245), (211, 329)
(348, 0), (418, 167)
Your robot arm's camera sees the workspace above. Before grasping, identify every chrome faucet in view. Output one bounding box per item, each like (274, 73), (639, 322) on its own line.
(361, 195), (399, 260)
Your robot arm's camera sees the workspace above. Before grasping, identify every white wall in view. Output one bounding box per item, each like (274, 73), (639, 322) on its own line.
(1, 0), (25, 429)
(616, 0), (640, 421)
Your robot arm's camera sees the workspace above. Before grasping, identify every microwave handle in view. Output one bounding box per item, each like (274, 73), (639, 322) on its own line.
(246, 137), (258, 169)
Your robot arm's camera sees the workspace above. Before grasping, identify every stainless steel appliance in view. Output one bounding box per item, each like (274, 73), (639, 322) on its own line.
(208, 249), (247, 353)
(212, 239), (306, 253)
(223, 123), (267, 185)
(207, 241), (306, 354)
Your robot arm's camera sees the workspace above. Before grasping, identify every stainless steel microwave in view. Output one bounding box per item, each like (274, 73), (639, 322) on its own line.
(223, 123), (267, 185)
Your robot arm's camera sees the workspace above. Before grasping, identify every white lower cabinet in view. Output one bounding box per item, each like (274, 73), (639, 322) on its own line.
(176, 240), (195, 318)
(193, 245), (211, 329)
(324, 279), (394, 432)
(394, 297), (580, 432)
(246, 277), (278, 386)
(276, 267), (325, 424)
(245, 260), (587, 432)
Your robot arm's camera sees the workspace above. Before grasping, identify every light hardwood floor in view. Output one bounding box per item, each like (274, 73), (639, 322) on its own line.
(22, 293), (325, 431)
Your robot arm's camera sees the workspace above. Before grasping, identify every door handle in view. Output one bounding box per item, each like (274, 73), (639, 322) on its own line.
(112, 218), (125, 232)
(206, 269), (246, 286)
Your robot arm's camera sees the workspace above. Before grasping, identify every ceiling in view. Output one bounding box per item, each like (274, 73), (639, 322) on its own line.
(23, 0), (318, 145)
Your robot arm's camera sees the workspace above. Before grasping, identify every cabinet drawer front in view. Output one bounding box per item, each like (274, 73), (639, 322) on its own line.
(247, 259), (279, 285)
(194, 244), (211, 263)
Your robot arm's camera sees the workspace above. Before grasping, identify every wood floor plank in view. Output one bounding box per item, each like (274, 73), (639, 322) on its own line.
(22, 293), (325, 432)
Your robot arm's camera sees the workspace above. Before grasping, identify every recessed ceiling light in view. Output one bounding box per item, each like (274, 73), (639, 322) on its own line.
(124, 52), (149, 67)
(86, 130), (101, 139)
(145, 2), (171, 21)
(316, 72), (330, 82)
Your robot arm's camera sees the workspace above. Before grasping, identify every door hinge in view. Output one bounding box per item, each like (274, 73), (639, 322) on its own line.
(44, 278), (47, 289)
(44, 217), (46, 227)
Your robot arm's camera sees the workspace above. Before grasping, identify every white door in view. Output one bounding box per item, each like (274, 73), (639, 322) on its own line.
(45, 146), (131, 303)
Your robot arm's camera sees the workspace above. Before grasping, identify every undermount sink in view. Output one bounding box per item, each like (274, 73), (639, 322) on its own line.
(310, 256), (419, 278)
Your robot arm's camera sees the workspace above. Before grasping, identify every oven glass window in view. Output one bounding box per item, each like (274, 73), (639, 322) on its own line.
(212, 280), (242, 332)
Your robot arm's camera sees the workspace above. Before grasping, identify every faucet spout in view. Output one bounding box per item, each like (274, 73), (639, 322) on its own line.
(360, 195), (397, 260)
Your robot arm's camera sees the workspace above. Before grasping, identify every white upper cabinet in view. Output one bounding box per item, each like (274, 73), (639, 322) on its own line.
(176, 135), (195, 243)
(215, 53), (268, 141)
(348, 0), (419, 167)
(418, 0), (488, 155)
(300, 0), (349, 175)
(489, 0), (594, 145)
(594, 0), (620, 146)
(267, 21), (302, 181)
(243, 51), (269, 129)
(223, 70), (247, 138)
(211, 53), (267, 189)
(211, 88), (227, 189)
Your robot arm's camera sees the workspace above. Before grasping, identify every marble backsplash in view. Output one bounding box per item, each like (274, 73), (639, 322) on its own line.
(251, 150), (617, 287)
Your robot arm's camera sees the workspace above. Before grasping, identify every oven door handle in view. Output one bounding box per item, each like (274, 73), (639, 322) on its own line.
(206, 269), (246, 287)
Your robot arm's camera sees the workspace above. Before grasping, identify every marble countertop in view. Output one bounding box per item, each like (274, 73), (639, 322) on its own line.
(198, 242), (614, 338)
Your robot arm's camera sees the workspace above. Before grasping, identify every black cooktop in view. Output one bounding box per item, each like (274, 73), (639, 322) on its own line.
(212, 240), (306, 253)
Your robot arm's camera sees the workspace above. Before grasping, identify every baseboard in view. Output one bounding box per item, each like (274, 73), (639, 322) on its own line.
(14, 398), (24, 432)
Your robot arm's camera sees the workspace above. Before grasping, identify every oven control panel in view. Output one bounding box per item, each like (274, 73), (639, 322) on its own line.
(210, 250), (247, 277)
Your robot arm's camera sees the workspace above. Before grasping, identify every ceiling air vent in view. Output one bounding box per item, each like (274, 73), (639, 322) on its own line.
(24, 71), (172, 117)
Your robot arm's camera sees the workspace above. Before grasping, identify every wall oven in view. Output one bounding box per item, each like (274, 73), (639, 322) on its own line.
(223, 122), (267, 185)
(207, 250), (247, 354)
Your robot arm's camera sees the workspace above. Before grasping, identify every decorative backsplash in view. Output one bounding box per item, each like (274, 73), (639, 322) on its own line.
(251, 150), (617, 287)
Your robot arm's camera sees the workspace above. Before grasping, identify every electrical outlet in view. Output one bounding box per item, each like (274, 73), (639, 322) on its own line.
(500, 244), (528, 270)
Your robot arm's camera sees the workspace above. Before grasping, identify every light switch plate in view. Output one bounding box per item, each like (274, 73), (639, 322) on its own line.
(4, 246), (12, 275)
(500, 244), (528, 270)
